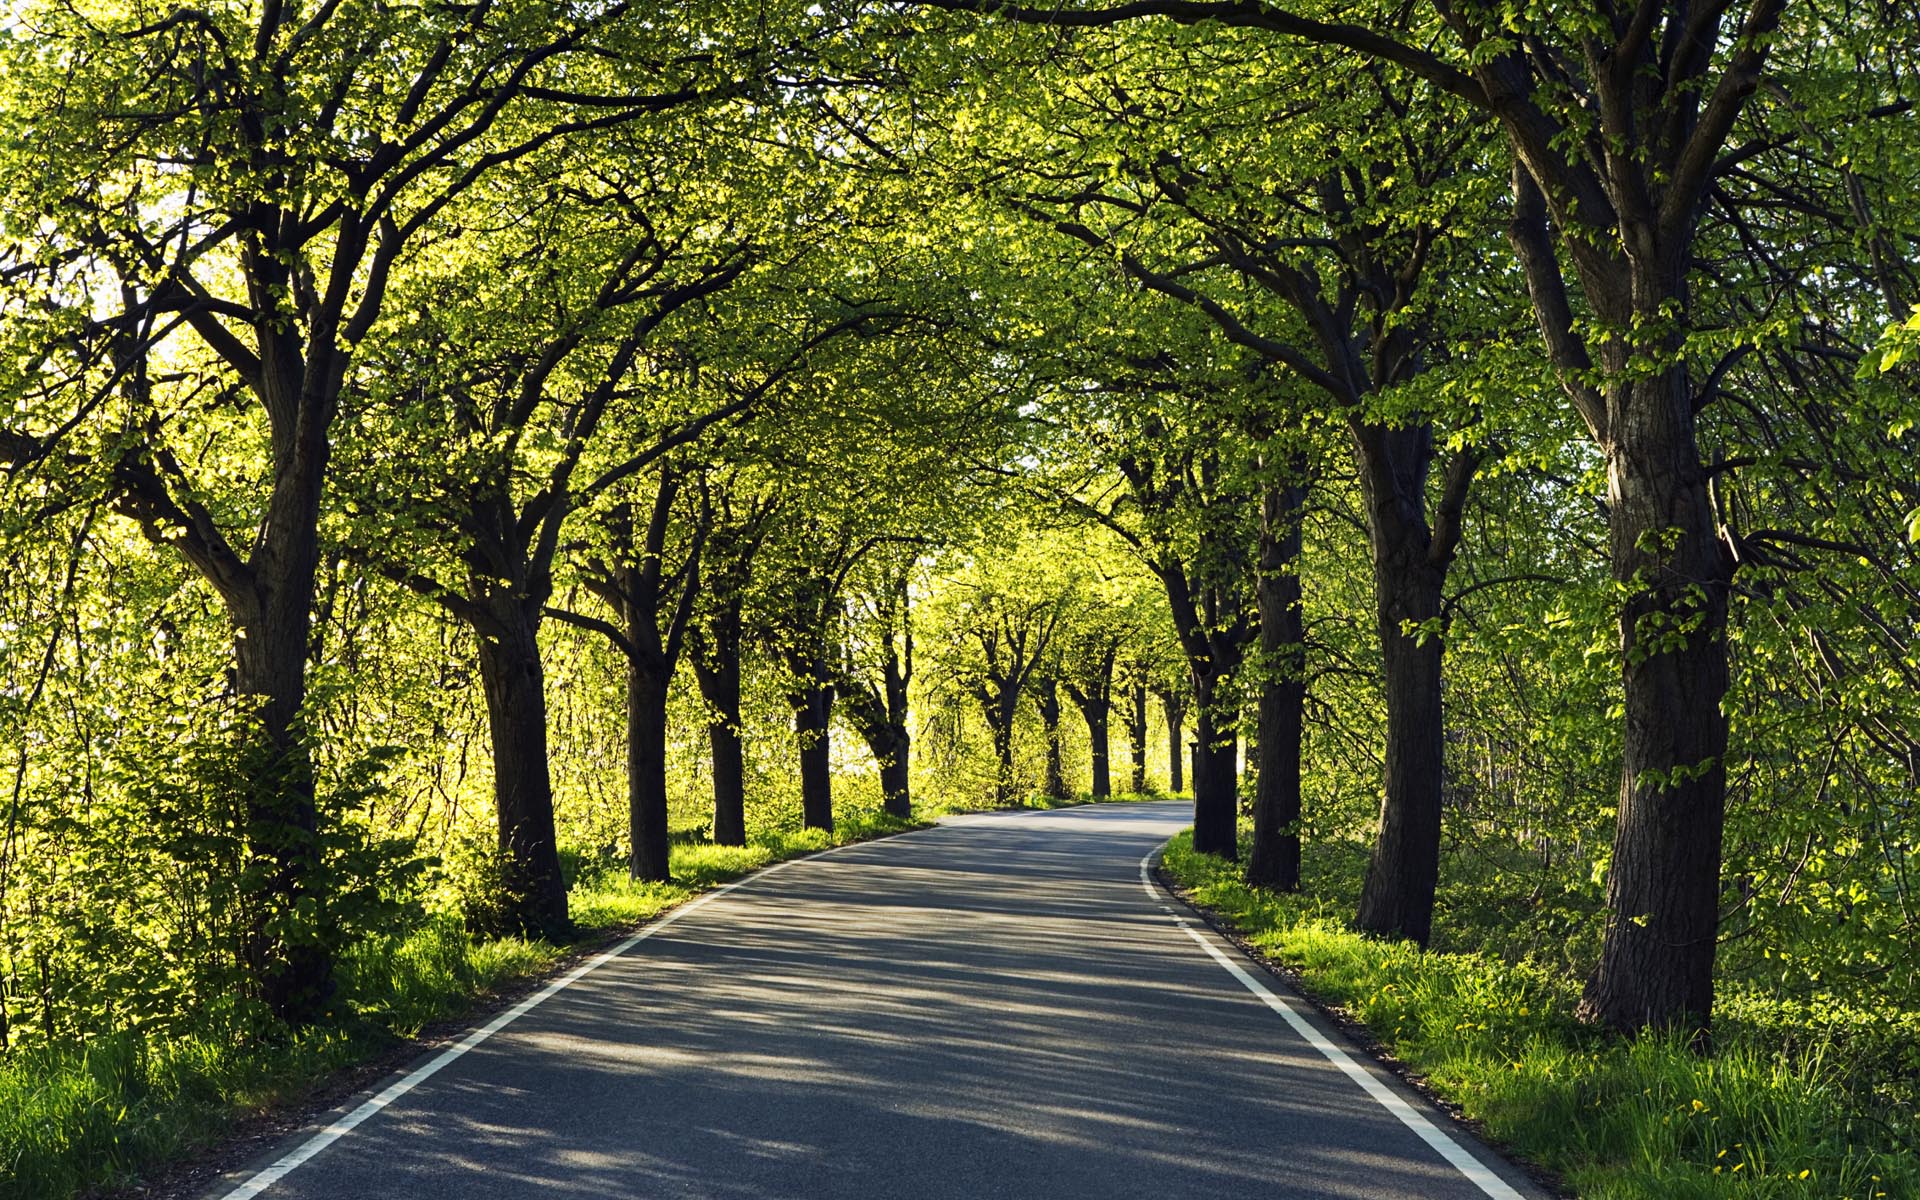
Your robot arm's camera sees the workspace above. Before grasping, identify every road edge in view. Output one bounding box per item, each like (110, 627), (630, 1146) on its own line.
(1143, 842), (1571, 1200)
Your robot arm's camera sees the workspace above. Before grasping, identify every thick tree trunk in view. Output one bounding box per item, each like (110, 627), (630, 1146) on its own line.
(1081, 703), (1111, 798)
(1190, 676), (1239, 859)
(1353, 549), (1447, 944)
(474, 610), (571, 940)
(1248, 481), (1306, 892)
(1067, 648), (1117, 798)
(708, 717), (746, 845)
(627, 662), (672, 883)
(1579, 366), (1731, 1038)
(1124, 681), (1148, 794)
(793, 677), (834, 832)
(879, 745), (911, 820)
(847, 699), (912, 820)
(231, 573), (333, 1023)
(880, 658), (912, 820)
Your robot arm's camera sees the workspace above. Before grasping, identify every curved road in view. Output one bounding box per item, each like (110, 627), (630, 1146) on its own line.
(206, 802), (1546, 1199)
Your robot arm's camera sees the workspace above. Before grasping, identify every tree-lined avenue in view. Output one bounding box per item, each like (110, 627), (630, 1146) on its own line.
(201, 803), (1542, 1200)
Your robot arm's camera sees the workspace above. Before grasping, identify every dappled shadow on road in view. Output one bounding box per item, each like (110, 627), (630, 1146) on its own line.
(264, 803), (1482, 1200)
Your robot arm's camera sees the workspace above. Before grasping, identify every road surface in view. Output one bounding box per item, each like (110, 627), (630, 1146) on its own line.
(205, 801), (1546, 1199)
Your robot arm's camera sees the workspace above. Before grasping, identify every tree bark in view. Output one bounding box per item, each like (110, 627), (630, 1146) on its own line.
(692, 612), (747, 847)
(1247, 478), (1306, 892)
(474, 607), (571, 940)
(627, 661), (672, 883)
(793, 674), (835, 832)
(881, 624), (913, 819)
(840, 588), (914, 821)
(980, 689), (1021, 807)
(1066, 644), (1118, 799)
(845, 687), (913, 819)
(1352, 545), (1447, 943)
(1080, 702), (1111, 797)
(1190, 673), (1239, 858)
(230, 573), (333, 1023)
(1578, 364), (1731, 1037)
(1336, 419), (1471, 946)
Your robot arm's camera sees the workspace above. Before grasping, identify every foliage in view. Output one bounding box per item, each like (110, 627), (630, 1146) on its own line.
(0, 0), (1917, 1194)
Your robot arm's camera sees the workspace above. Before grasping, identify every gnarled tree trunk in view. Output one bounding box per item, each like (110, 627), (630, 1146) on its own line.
(1352, 549), (1447, 942)
(626, 662), (672, 883)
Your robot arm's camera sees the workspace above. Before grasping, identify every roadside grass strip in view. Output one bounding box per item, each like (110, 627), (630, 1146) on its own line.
(1157, 832), (1918, 1200)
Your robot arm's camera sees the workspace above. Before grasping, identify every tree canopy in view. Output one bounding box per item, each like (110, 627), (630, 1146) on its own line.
(1, 0), (1918, 1194)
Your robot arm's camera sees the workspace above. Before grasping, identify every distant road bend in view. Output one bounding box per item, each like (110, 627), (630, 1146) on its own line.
(206, 801), (1546, 1199)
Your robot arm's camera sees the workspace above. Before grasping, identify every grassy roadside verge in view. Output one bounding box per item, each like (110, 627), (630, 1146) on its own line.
(1157, 831), (1917, 1200)
(1, 813), (926, 1200)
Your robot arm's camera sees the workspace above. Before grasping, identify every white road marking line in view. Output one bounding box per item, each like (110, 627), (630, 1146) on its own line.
(1138, 851), (1526, 1200)
(214, 838), (905, 1200)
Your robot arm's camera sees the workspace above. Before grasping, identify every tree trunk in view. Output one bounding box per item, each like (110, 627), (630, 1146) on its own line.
(230, 573), (333, 1023)
(1579, 365), (1731, 1038)
(1162, 693), (1186, 794)
(794, 676), (834, 832)
(847, 701), (912, 821)
(692, 615), (747, 847)
(708, 715), (746, 846)
(1084, 704), (1111, 797)
(627, 660), (672, 883)
(1035, 677), (1067, 800)
(1190, 675), (1239, 859)
(879, 745), (911, 820)
(1248, 480), (1306, 892)
(1124, 681), (1148, 794)
(474, 608), (571, 940)
(982, 692), (1019, 806)
(843, 643), (914, 821)
(1353, 549), (1447, 944)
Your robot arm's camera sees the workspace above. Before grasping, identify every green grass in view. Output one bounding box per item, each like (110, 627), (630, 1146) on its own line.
(0, 811), (926, 1200)
(1158, 831), (1919, 1200)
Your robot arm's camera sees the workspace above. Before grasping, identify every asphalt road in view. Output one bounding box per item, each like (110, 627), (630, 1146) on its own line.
(205, 801), (1547, 1200)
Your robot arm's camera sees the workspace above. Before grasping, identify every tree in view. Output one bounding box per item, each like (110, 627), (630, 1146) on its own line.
(912, 0), (1808, 1033)
(840, 551), (922, 818)
(563, 469), (708, 883)
(1247, 453), (1310, 891)
(933, 547), (1069, 806)
(0, 0), (766, 1018)
(688, 480), (780, 846)
(1062, 631), (1121, 799)
(337, 141), (764, 933)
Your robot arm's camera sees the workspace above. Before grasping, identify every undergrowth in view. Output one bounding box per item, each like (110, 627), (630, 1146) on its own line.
(1159, 831), (1919, 1200)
